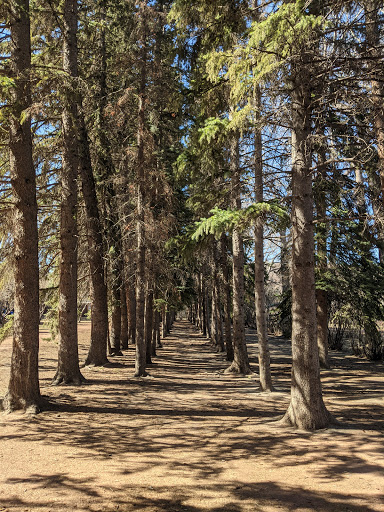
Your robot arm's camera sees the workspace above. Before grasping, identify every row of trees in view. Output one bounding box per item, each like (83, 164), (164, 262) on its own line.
(1, 0), (383, 430)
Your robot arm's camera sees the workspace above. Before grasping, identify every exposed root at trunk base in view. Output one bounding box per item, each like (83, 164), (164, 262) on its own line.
(80, 359), (110, 368)
(83, 356), (110, 367)
(51, 372), (86, 386)
(224, 361), (252, 375)
(279, 405), (338, 431)
(1, 394), (43, 415)
(134, 371), (149, 377)
(100, 361), (125, 368)
(259, 384), (275, 393)
(109, 350), (124, 357)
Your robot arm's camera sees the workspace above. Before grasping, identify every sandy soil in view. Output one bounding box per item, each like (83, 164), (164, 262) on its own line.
(0, 319), (383, 512)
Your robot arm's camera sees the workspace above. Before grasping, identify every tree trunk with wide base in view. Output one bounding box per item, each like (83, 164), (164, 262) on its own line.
(281, 74), (332, 430)
(2, 0), (42, 414)
(226, 131), (251, 375)
(79, 115), (109, 367)
(53, 0), (84, 387)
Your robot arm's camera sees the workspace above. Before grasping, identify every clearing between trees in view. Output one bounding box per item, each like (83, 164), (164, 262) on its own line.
(1, 320), (383, 512)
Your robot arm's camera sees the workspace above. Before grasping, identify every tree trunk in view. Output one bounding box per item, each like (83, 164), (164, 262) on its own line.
(79, 116), (109, 367)
(226, 132), (251, 374)
(155, 309), (162, 348)
(213, 245), (224, 352)
(109, 265), (122, 356)
(210, 278), (218, 346)
(127, 272), (137, 345)
(151, 302), (158, 356)
(166, 311), (172, 334)
(197, 274), (203, 332)
(216, 286), (224, 353)
(121, 284), (129, 350)
(316, 289), (329, 368)
(220, 235), (233, 361)
(200, 275), (207, 337)
(254, 86), (273, 391)
(105, 200), (124, 356)
(314, 132), (330, 369)
(161, 303), (167, 339)
(135, 186), (147, 376)
(2, 0), (42, 413)
(281, 74), (332, 430)
(365, 0), (384, 210)
(134, 8), (148, 377)
(145, 283), (154, 364)
(205, 284), (211, 339)
(52, 0), (84, 386)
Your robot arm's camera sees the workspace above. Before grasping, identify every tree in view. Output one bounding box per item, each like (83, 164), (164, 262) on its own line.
(52, 0), (84, 385)
(226, 130), (251, 374)
(134, 1), (149, 377)
(78, 113), (110, 367)
(279, 1), (332, 429)
(2, 0), (42, 412)
(254, 87), (273, 390)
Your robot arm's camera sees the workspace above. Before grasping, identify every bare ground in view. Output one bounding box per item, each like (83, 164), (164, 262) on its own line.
(0, 319), (383, 512)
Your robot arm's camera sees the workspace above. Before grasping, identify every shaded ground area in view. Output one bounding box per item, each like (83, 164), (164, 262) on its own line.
(0, 320), (383, 512)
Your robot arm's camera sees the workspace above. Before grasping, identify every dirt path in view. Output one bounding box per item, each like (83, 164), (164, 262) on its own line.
(0, 320), (383, 512)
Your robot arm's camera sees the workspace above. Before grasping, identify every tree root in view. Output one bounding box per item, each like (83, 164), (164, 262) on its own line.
(51, 372), (86, 386)
(1, 394), (43, 415)
(224, 361), (252, 375)
(279, 405), (338, 431)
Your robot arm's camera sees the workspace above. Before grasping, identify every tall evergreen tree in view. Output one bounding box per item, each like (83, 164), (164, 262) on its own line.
(2, 0), (42, 412)
(52, 0), (84, 385)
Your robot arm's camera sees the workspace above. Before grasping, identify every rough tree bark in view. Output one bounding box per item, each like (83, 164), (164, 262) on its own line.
(225, 130), (251, 374)
(154, 308), (162, 348)
(212, 243), (224, 352)
(210, 270), (218, 347)
(52, 0), (84, 386)
(109, 262), (122, 356)
(314, 133), (330, 369)
(205, 285), (211, 340)
(145, 281), (154, 364)
(151, 300), (158, 356)
(79, 117), (109, 367)
(220, 235), (234, 361)
(2, 0), (42, 413)
(121, 284), (129, 350)
(281, 68), (332, 429)
(161, 303), (167, 339)
(254, 85), (273, 391)
(365, 0), (384, 210)
(135, 6), (148, 377)
(200, 274), (207, 337)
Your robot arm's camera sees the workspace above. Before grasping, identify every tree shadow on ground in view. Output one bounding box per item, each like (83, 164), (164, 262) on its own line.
(1, 320), (383, 512)
(1, 477), (382, 511)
